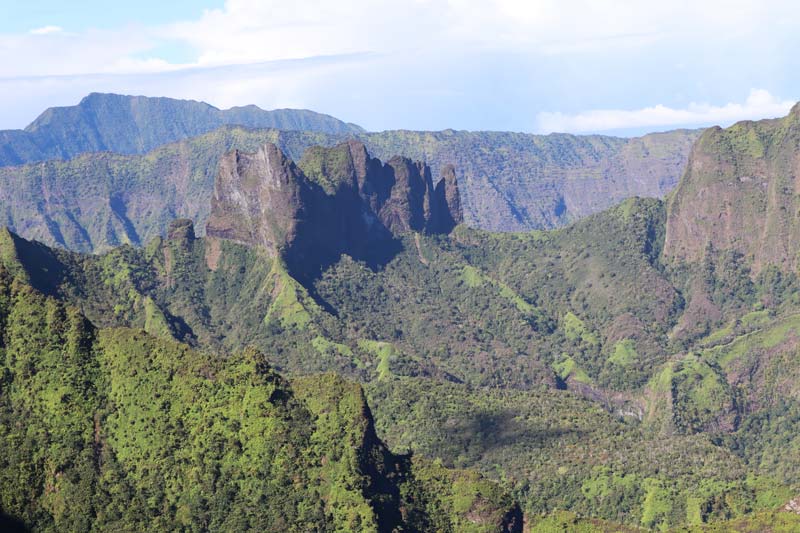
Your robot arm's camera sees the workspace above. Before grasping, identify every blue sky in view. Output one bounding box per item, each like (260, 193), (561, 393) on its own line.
(1, 1), (223, 37)
(0, 0), (798, 134)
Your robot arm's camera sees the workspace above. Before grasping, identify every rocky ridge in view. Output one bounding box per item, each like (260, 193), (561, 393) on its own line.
(0, 92), (363, 166)
(664, 103), (800, 273)
(0, 94), (702, 253)
(206, 140), (462, 276)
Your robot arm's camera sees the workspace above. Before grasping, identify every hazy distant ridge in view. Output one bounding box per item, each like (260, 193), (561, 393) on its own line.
(0, 92), (364, 166)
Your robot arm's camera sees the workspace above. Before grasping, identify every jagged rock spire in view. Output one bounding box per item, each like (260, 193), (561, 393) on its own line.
(205, 141), (463, 275)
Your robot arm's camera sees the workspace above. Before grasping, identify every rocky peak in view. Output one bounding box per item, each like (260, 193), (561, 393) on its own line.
(298, 140), (463, 235)
(167, 219), (195, 245)
(299, 140), (367, 194)
(378, 156), (434, 234)
(664, 103), (800, 273)
(206, 141), (463, 275)
(434, 164), (463, 232)
(205, 144), (310, 257)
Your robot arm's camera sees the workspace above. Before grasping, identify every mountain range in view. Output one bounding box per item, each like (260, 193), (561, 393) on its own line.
(2, 95), (800, 531)
(0, 92), (364, 166)
(0, 94), (700, 252)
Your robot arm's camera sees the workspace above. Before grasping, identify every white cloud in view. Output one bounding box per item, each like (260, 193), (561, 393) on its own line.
(0, 27), (167, 77)
(162, 0), (800, 67)
(6, 0), (796, 78)
(536, 89), (797, 133)
(29, 26), (63, 35)
(0, 1), (799, 131)
(165, 0), (448, 67)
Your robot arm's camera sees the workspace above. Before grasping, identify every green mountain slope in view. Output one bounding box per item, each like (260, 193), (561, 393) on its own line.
(0, 267), (520, 532)
(5, 119), (800, 531)
(366, 376), (794, 530)
(1, 210), (796, 530)
(3, 137), (800, 530)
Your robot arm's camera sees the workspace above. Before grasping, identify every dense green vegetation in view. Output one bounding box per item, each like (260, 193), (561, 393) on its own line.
(2, 191), (800, 529)
(366, 377), (797, 530)
(0, 267), (519, 532)
(527, 509), (800, 532)
(4, 107), (800, 530)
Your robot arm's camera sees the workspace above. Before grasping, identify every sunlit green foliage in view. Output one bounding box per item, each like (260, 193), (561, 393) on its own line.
(2, 190), (800, 530)
(0, 269), (518, 532)
(365, 376), (792, 529)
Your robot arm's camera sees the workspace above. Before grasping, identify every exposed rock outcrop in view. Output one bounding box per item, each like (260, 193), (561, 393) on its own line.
(206, 144), (311, 257)
(206, 140), (463, 276)
(434, 164), (463, 232)
(166, 218), (196, 247)
(0, 120), (699, 254)
(664, 104), (800, 273)
(298, 140), (461, 236)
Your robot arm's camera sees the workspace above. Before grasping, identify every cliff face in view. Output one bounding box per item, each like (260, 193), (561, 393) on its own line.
(0, 122), (698, 254)
(664, 104), (800, 273)
(297, 140), (462, 236)
(207, 140), (463, 274)
(435, 164), (464, 232)
(206, 144), (311, 257)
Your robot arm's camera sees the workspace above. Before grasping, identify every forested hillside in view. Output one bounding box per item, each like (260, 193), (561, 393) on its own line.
(0, 265), (521, 532)
(2, 123), (800, 530)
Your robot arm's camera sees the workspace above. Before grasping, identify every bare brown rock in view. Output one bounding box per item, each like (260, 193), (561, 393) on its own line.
(433, 164), (463, 232)
(206, 141), (463, 276)
(206, 144), (310, 257)
(664, 104), (800, 273)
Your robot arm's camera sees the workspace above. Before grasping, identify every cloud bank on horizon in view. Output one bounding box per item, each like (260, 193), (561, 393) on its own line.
(1, 0), (798, 134)
(536, 89), (797, 134)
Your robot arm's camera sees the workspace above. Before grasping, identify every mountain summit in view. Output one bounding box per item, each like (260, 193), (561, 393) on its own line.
(206, 140), (462, 277)
(665, 103), (800, 273)
(0, 92), (363, 166)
